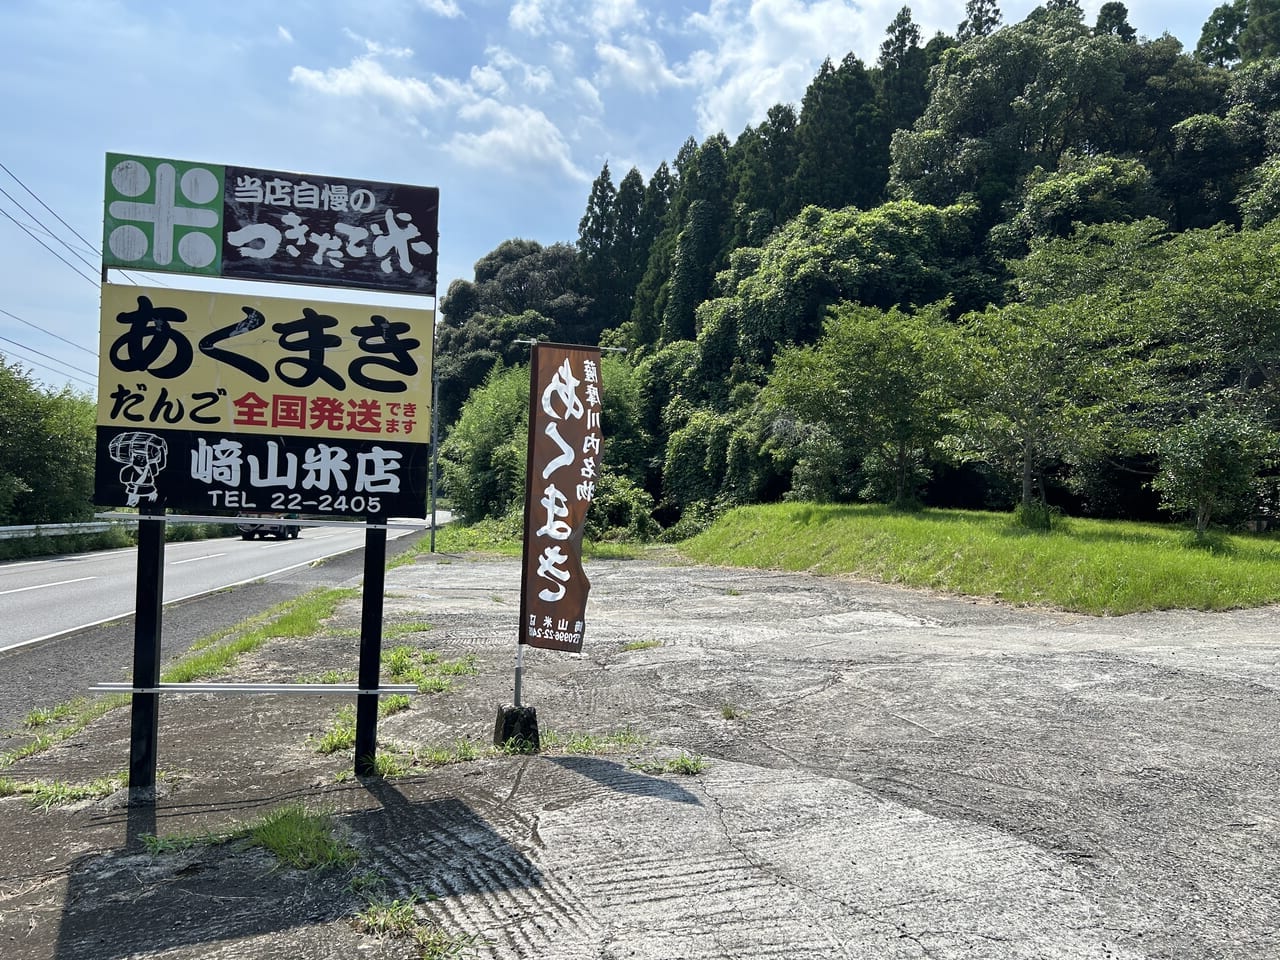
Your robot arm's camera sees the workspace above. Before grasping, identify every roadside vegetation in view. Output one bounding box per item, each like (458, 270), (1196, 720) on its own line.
(0, 588), (356, 768)
(682, 503), (1280, 615)
(426, 501), (1280, 616)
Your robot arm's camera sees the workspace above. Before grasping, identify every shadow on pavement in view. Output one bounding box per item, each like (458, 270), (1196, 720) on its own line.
(52, 781), (543, 959)
(547, 755), (701, 805)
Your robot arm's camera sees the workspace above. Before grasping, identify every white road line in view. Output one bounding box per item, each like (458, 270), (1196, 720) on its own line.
(0, 576), (96, 596)
(0, 535), (394, 654)
(170, 553), (226, 565)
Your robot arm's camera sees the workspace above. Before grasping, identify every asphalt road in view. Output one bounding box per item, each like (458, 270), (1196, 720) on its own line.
(0, 525), (432, 731)
(0, 525), (407, 653)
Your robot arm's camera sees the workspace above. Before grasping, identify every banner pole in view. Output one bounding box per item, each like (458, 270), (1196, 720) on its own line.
(514, 643), (525, 708)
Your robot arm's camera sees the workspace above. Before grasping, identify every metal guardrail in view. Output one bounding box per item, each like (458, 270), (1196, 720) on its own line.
(0, 521), (121, 540)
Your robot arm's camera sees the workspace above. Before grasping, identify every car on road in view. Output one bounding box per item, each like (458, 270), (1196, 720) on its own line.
(235, 513), (301, 540)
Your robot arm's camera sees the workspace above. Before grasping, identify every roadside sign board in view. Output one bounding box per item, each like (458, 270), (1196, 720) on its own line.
(93, 283), (432, 518)
(519, 343), (603, 653)
(103, 153), (439, 294)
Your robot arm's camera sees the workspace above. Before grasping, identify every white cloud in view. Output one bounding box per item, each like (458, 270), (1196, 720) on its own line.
(290, 56), (443, 110)
(684, 0), (883, 135)
(342, 28), (414, 58)
(418, 0), (463, 17)
(573, 76), (603, 115)
(486, 46), (555, 94)
(587, 0), (645, 37)
(594, 34), (687, 93)
(550, 40), (576, 70)
(276, 25), (294, 44)
(510, 0), (551, 34)
(446, 100), (589, 182)
(470, 62), (506, 94)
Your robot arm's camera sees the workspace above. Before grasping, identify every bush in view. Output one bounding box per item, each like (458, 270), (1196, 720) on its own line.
(585, 473), (660, 542)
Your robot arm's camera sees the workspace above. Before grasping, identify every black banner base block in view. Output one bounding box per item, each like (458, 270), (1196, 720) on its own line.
(493, 705), (540, 751)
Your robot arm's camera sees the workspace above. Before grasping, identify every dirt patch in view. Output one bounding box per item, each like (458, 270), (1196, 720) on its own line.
(1, 552), (1277, 958)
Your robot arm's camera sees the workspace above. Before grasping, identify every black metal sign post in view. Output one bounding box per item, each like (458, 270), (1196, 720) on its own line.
(354, 516), (388, 776)
(128, 504), (166, 795)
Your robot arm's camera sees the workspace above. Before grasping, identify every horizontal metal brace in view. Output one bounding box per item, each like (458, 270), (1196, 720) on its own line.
(90, 682), (419, 696)
(94, 512), (434, 531)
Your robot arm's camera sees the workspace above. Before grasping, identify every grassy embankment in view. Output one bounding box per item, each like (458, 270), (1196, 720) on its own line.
(680, 503), (1280, 616)
(426, 504), (1280, 615)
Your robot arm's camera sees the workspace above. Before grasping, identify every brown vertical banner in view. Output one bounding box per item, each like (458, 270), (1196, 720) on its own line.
(519, 343), (604, 653)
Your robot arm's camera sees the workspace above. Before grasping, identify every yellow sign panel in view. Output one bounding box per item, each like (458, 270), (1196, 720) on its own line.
(97, 284), (432, 442)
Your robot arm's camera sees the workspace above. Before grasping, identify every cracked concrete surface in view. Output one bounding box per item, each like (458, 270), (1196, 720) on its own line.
(0, 551), (1277, 958)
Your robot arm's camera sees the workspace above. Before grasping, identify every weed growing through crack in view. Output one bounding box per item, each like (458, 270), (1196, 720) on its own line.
(384, 620), (434, 640)
(383, 645), (478, 694)
(379, 694), (412, 717)
(353, 893), (485, 958)
(315, 706), (357, 754)
(721, 703), (745, 720)
(247, 802), (357, 870)
(0, 773), (126, 810)
(298, 669), (355, 684)
(140, 829), (230, 854)
(418, 740), (483, 767)
(0, 694), (131, 770)
(140, 803), (356, 871)
(620, 639), (663, 651)
(26, 775), (125, 810)
(540, 728), (646, 754)
(355, 896), (420, 937)
(630, 752), (707, 776)
(24, 702), (78, 728)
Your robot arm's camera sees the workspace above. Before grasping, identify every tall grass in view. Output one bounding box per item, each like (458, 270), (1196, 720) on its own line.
(680, 503), (1280, 615)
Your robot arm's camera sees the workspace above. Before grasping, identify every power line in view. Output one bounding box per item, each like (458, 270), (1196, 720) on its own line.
(0, 336), (96, 389)
(0, 183), (100, 276)
(0, 161), (99, 253)
(0, 205), (98, 287)
(0, 307), (97, 357)
(0, 161), (151, 286)
(0, 333), (97, 379)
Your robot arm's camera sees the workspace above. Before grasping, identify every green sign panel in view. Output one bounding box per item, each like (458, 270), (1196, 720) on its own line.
(103, 153), (225, 275)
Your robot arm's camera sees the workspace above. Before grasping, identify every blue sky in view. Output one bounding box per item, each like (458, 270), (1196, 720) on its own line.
(1, 0), (1211, 393)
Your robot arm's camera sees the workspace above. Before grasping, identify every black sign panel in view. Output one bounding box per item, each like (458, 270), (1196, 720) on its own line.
(94, 427), (428, 518)
(221, 165), (439, 294)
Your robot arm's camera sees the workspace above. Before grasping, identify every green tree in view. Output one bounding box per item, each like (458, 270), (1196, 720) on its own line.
(791, 54), (889, 211)
(439, 364), (530, 522)
(956, 302), (1105, 516)
(728, 104), (799, 247)
(661, 135), (733, 344)
(1196, 0), (1247, 65)
(611, 166), (649, 323)
(890, 9), (1101, 222)
(0, 358), (95, 524)
(577, 162), (619, 324)
(1240, 0), (1280, 62)
(628, 152), (692, 353)
(957, 0), (1002, 42)
(435, 239), (593, 426)
(1094, 2), (1136, 42)
(729, 200), (984, 365)
(763, 303), (961, 507)
(990, 152), (1164, 256)
(1152, 402), (1273, 536)
(878, 7), (931, 133)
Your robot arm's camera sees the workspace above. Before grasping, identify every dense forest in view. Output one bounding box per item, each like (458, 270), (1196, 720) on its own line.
(436, 0), (1280, 539)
